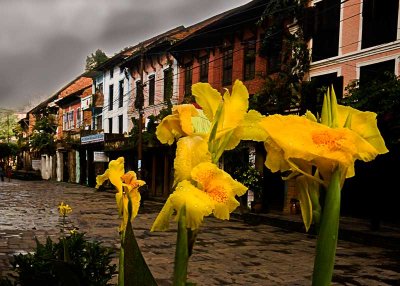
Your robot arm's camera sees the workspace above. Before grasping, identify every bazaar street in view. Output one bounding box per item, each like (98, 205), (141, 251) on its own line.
(0, 179), (399, 285)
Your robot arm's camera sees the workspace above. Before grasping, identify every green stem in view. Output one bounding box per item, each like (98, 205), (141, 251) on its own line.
(119, 231), (125, 286)
(312, 169), (341, 286)
(173, 206), (189, 286)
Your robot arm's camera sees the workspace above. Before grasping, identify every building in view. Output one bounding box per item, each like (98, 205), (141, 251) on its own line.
(54, 75), (92, 183)
(308, 0), (400, 104)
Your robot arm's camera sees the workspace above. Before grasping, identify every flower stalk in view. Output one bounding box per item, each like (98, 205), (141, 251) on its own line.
(173, 205), (189, 286)
(312, 168), (341, 286)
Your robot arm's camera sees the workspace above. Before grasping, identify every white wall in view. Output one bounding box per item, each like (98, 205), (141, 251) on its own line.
(102, 65), (131, 135)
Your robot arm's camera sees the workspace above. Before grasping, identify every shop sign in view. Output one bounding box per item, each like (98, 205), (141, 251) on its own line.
(93, 151), (109, 162)
(81, 133), (104, 144)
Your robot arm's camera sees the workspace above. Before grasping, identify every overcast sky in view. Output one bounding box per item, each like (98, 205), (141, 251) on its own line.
(0, 0), (250, 111)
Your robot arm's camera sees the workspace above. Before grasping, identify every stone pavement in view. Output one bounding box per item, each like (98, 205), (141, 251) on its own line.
(0, 179), (399, 285)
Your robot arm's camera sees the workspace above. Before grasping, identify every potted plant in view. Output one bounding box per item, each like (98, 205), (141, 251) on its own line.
(233, 165), (264, 213)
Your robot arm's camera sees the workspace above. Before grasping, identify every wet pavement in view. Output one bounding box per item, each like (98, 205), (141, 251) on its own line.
(0, 179), (399, 285)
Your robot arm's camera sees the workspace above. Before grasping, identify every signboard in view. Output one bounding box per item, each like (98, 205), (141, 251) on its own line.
(93, 151), (109, 162)
(32, 159), (41, 171)
(81, 133), (104, 144)
(81, 95), (92, 110)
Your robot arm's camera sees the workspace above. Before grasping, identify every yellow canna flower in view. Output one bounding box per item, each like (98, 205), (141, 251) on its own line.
(95, 157), (125, 192)
(96, 157), (145, 232)
(155, 80), (266, 159)
(156, 104), (199, 145)
(58, 201), (72, 217)
(259, 114), (381, 182)
(151, 162), (247, 231)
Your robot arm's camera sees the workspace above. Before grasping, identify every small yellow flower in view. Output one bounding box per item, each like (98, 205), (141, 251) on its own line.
(58, 202), (72, 217)
(96, 157), (146, 232)
(69, 228), (78, 235)
(151, 162), (247, 231)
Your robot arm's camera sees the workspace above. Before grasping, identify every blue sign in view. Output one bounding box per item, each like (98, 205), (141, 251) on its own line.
(81, 133), (104, 144)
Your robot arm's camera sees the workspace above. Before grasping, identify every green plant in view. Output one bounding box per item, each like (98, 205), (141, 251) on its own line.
(1, 232), (116, 286)
(233, 166), (263, 201)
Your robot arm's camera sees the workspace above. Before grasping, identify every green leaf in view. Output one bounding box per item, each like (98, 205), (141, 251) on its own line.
(295, 175), (313, 232)
(173, 205), (189, 286)
(330, 86), (339, 128)
(123, 197), (157, 286)
(343, 112), (352, 129)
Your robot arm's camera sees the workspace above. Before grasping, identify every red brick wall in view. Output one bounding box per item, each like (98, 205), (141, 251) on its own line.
(178, 27), (267, 102)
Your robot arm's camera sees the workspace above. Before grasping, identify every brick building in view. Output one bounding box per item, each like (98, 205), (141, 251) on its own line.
(54, 75), (92, 183)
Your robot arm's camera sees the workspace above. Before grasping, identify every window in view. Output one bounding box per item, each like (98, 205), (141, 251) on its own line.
(306, 72), (344, 115)
(118, 115), (123, 134)
(110, 68), (113, 79)
(67, 111), (74, 130)
(108, 117), (113, 134)
(148, 75), (155, 105)
(109, 84), (114, 110)
(184, 65), (193, 98)
(199, 56), (209, 82)
(135, 80), (144, 109)
(361, 0), (399, 49)
(243, 41), (256, 80)
(312, 0), (340, 61)
(266, 32), (282, 74)
(163, 68), (173, 102)
(76, 108), (81, 128)
(63, 113), (67, 130)
(96, 83), (103, 93)
(119, 80), (124, 108)
(93, 113), (102, 131)
(222, 49), (233, 86)
(120, 66), (124, 74)
(359, 60), (395, 87)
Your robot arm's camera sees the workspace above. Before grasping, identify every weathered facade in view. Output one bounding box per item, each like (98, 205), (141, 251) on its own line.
(55, 76), (92, 183)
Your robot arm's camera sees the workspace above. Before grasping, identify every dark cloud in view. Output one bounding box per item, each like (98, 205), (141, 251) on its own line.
(0, 0), (250, 111)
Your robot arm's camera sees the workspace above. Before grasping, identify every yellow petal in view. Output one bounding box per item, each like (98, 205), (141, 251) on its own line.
(191, 162), (247, 203)
(95, 169), (110, 189)
(191, 110), (211, 134)
(170, 181), (214, 230)
(108, 157), (125, 192)
(155, 105), (199, 145)
(173, 104), (198, 135)
(213, 195), (240, 220)
(305, 110), (318, 122)
(151, 199), (175, 231)
(260, 115), (379, 179)
(220, 80), (249, 132)
(337, 105), (388, 154)
(116, 191), (124, 217)
(192, 83), (222, 122)
(174, 135), (211, 184)
(122, 171), (145, 190)
(156, 114), (183, 145)
(226, 109), (268, 150)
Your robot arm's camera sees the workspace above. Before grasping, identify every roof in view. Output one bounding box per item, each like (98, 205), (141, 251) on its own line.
(92, 26), (186, 72)
(169, 0), (268, 53)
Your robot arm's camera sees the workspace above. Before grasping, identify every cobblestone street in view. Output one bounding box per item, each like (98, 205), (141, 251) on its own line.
(0, 179), (399, 285)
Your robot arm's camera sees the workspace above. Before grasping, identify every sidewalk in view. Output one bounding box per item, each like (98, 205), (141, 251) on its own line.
(229, 210), (400, 249)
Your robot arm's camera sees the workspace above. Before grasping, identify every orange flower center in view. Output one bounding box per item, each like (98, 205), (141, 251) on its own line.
(311, 130), (344, 151)
(206, 187), (228, 203)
